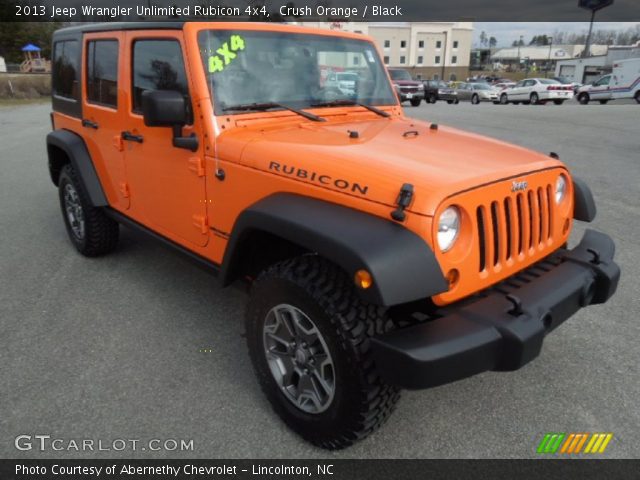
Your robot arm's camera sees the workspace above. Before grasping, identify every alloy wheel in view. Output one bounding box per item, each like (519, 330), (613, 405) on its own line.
(63, 183), (85, 240)
(262, 304), (335, 414)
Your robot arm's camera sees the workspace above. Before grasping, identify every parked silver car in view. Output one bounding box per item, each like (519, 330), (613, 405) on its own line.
(456, 82), (500, 104)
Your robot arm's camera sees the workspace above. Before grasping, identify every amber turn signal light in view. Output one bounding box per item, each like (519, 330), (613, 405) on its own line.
(354, 270), (373, 289)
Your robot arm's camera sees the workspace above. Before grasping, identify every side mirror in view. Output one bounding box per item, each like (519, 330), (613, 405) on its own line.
(142, 90), (188, 127)
(141, 90), (198, 152)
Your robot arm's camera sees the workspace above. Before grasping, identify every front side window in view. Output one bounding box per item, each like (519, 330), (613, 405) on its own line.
(198, 30), (396, 114)
(132, 39), (189, 113)
(53, 40), (79, 100)
(594, 75), (611, 86)
(86, 40), (118, 108)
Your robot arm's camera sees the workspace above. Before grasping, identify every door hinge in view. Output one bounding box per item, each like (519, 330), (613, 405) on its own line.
(119, 182), (130, 198)
(188, 157), (206, 177)
(192, 214), (208, 235)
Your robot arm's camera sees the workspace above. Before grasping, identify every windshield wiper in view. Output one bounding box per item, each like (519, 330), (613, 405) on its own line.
(309, 100), (390, 118)
(221, 102), (325, 122)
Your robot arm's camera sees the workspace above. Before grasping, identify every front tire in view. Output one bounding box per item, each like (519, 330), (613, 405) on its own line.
(246, 256), (400, 450)
(635, 91), (640, 104)
(58, 164), (119, 257)
(500, 93), (509, 105)
(530, 92), (540, 105)
(471, 94), (480, 105)
(599, 100), (609, 105)
(578, 93), (590, 104)
(410, 98), (421, 107)
(553, 100), (564, 105)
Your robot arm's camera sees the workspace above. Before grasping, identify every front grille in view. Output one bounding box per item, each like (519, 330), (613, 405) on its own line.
(401, 86), (419, 93)
(476, 185), (554, 272)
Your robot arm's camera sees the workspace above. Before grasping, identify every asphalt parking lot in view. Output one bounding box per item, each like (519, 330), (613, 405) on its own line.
(1, 100), (638, 459)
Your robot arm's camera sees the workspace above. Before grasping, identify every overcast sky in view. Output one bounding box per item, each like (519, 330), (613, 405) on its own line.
(473, 22), (640, 47)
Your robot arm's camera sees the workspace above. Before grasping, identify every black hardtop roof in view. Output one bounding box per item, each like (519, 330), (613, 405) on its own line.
(53, 22), (185, 38)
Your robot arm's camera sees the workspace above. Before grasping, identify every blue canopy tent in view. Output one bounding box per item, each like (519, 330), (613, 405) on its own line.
(22, 44), (41, 52)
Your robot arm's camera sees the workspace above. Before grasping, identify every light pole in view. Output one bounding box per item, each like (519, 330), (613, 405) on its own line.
(441, 30), (448, 82)
(516, 35), (523, 71)
(546, 36), (553, 78)
(579, 0), (615, 58)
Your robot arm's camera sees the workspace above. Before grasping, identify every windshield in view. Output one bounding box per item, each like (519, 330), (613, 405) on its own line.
(539, 79), (560, 84)
(388, 69), (412, 81)
(472, 83), (491, 90)
(198, 30), (396, 114)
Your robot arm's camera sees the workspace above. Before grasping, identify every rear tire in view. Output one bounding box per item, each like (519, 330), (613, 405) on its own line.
(599, 100), (609, 105)
(530, 92), (540, 105)
(246, 256), (400, 450)
(500, 93), (509, 105)
(553, 100), (564, 105)
(578, 93), (590, 104)
(447, 100), (453, 104)
(58, 164), (119, 257)
(471, 94), (480, 105)
(453, 99), (459, 104)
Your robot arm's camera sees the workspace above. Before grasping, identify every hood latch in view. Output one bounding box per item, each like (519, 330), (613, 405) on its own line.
(391, 183), (414, 222)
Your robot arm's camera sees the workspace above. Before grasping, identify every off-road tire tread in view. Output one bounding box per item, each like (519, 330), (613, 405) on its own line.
(246, 256), (400, 450)
(59, 164), (119, 257)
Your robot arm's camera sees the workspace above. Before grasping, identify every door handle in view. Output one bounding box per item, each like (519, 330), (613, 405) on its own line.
(82, 119), (99, 129)
(121, 131), (144, 143)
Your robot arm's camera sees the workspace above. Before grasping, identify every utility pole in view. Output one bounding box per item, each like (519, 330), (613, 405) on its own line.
(441, 30), (448, 82)
(546, 36), (553, 78)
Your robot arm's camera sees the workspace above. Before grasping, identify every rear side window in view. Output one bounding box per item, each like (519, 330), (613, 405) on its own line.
(53, 40), (79, 100)
(132, 40), (189, 113)
(86, 40), (119, 108)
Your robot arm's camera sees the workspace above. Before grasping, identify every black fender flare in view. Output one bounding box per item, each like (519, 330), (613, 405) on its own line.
(572, 176), (596, 222)
(46, 129), (108, 207)
(221, 193), (448, 306)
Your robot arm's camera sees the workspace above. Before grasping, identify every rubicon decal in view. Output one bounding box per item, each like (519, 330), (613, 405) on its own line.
(268, 162), (369, 195)
(536, 433), (613, 454)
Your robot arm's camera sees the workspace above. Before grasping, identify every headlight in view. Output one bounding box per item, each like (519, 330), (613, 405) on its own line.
(437, 206), (460, 252)
(555, 174), (568, 204)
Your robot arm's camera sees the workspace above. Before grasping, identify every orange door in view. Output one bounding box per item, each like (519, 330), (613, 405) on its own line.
(81, 32), (129, 210)
(121, 31), (208, 247)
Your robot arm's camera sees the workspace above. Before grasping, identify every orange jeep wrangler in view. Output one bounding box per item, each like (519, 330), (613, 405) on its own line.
(47, 22), (620, 449)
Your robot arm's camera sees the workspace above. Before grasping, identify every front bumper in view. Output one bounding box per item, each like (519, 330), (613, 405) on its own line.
(371, 229), (620, 389)
(400, 91), (425, 101)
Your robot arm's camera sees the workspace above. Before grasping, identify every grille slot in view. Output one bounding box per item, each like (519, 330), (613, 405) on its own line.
(477, 184), (554, 273)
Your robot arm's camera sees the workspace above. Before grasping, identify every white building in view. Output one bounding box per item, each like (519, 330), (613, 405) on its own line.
(554, 42), (640, 83)
(291, 22), (474, 81)
(490, 44), (609, 72)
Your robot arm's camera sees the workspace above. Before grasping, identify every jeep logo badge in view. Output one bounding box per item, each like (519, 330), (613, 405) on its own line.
(511, 180), (528, 192)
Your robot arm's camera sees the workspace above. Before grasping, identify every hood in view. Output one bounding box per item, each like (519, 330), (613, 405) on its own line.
(217, 115), (564, 216)
(393, 80), (422, 86)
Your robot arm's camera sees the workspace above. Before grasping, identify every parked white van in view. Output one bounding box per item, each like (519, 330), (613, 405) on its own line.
(576, 58), (640, 104)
